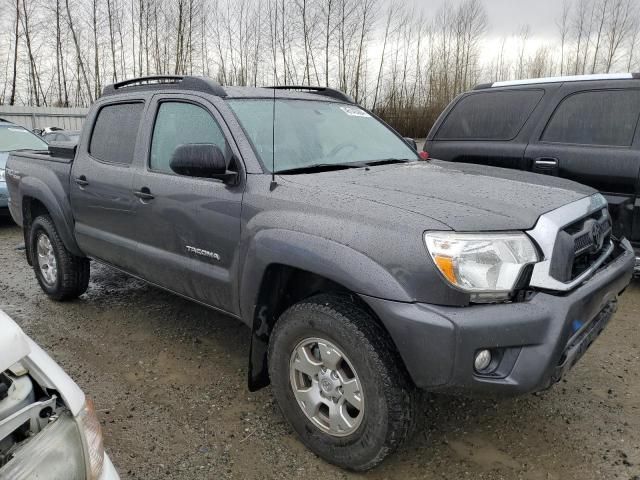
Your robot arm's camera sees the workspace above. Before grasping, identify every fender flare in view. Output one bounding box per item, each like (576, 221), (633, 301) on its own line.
(240, 229), (412, 390)
(19, 177), (84, 257)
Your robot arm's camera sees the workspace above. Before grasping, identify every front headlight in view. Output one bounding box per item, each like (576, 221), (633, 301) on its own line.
(0, 399), (105, 480)
(424, 232), (539, 301)
(0, 412), (86, 480)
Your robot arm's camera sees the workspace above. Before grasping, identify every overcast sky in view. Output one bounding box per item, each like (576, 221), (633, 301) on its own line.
(481, 0), (563, 40)
(401, 0), (565, 59)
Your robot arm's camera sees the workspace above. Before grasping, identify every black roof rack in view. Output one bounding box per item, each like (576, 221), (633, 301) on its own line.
(265, 86), (354, 103)
(472, 82), (493, 90)
(102, 75), (227, 97)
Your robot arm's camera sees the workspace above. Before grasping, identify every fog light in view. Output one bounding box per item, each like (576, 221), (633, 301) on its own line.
(474, 349), (492, 372)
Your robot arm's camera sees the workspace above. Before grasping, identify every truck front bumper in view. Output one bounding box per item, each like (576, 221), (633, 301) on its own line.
(363, 240), (635, 396)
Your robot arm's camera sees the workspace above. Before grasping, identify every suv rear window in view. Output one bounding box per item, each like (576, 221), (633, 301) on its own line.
(89, 102), (143, 164)
(435, 90), (543, 141)
(542, 89), (640, 147)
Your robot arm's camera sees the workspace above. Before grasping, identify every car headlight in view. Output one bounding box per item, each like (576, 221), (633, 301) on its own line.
(0, 412), (86, 479)
(424, 232), (539, 301)
(0, 399), (105, 480)
(0, 168), (5, 182)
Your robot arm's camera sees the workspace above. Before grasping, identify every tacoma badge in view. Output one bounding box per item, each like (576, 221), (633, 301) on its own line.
(186, 245), (221, 261)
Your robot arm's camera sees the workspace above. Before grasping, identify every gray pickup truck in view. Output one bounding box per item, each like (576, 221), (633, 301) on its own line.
(5, 76), (635, 470)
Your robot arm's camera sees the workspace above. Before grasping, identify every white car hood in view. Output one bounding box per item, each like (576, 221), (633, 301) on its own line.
(0, 310), (85, 415)
(0, 311), (31, 372)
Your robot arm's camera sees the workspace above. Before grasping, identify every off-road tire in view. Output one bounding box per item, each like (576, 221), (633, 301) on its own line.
(29, 215), (90, 301)
(268, 293), (418, 471)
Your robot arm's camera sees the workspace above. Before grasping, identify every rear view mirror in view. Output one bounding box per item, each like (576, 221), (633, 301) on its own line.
(170, 144), (237, 183)
(403, 137), (418, 151)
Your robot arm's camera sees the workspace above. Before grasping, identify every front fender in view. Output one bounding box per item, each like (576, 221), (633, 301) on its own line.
(239, 228), (413, 323)
(240, 228), (414, 391)
(19, 176), (83, 257)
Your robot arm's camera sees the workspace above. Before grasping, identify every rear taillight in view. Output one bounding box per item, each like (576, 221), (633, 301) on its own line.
(419, 151), (430, 160)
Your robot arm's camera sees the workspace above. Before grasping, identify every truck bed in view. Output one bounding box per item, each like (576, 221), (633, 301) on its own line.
(5, 149), (75, 229)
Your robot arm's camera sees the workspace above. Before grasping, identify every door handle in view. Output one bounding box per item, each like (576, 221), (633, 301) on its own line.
(74, 175), (89, 187)
(134, 187), (154, 201)
(534, 157), (558, 168)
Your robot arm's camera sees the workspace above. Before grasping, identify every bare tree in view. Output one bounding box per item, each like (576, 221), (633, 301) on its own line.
(20, 0), (46, 105)
(92, 0), (101, 98)
(65, 0), (93, 103)
(627, 11), (640, 70)
(557, 0), (571, 74)
(572, 0), (590, 74)
(603, 0), (634, 72)
(9, 0), (20, 105)
(107, 0), (118, 82)
(516, 24), (530, 79)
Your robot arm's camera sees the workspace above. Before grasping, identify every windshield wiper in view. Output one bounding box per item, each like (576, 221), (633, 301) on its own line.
(364, 158), (413, 167)
(275, 163), (362, 175)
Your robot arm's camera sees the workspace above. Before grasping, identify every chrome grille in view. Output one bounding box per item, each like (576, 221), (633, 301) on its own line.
(562, 208), (611, 280)
(528, 194), (614, 292)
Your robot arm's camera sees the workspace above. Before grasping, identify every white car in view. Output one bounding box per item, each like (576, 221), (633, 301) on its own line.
(0, 310), (118, 479)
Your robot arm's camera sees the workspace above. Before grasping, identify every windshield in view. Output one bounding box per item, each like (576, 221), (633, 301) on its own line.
(0, 125), (48, 152)
(227, 99), (418, 172)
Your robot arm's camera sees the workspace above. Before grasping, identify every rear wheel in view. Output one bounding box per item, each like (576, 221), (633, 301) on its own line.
(29, 215), (89, 301)
(268, 294), (417, 471)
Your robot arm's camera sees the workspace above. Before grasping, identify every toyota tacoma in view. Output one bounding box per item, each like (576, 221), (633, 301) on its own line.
(5, 76), (635, 470)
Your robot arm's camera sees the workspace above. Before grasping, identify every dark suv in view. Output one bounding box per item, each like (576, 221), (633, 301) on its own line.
(424, 73), (640, 273)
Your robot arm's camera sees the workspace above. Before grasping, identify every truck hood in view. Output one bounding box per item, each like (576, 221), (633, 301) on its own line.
(282, 160), (595, 231)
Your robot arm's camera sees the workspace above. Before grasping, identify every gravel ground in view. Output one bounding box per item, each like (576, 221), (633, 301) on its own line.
(1, 218), (639, 480)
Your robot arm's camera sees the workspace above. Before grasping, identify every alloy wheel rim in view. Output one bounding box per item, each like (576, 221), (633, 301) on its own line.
(289, 337), (364, 437)
(36, 233), (57, 286)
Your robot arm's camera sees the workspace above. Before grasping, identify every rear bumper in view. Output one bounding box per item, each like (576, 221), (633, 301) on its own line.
(364, 240), (634, 396)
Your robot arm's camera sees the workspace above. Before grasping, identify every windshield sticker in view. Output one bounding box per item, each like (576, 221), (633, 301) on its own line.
(339, 106), (370, 118)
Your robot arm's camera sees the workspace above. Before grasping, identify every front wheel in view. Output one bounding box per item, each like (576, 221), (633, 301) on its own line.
(29, 215), (90, 301)
(268, 294), (417, 471)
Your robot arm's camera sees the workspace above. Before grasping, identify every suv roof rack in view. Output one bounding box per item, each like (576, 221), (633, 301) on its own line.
(474, 72), (640, 90)
(265, 85), (354, 103)
(102, 75), (227, 97)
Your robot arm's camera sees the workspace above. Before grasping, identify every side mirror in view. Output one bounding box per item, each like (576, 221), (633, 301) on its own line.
(170, 144), (237, 183)
(403, 137), (418, 151)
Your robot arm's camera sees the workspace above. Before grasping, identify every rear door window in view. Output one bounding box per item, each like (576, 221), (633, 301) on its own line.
(541, 89), (640, 147)
(89, 102), (144, 164)
(435, 89), (544, 141)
